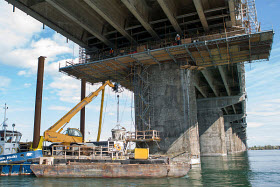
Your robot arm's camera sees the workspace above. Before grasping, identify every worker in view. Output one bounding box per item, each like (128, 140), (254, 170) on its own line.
(109, 48), (114, 57)
(175, 34), (181, 45)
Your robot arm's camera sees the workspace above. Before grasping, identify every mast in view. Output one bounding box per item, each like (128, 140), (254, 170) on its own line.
(2, 103), (8, 130)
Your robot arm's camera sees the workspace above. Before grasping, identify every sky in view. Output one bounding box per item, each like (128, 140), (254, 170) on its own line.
(0, 0), (279, 146)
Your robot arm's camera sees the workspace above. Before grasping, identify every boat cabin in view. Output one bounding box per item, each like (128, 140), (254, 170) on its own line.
(0, 130), (22, 155)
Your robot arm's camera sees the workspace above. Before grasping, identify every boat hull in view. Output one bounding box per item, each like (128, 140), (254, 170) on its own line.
(31, 163), (190, 178)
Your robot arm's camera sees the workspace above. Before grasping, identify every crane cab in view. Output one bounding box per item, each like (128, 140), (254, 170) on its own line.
(65, 128), (82, 137)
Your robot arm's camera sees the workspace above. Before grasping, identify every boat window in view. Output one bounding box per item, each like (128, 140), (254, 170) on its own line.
(6, 136), (12, 143)
(12, 135), (17, 143)
(17, 135), (22, 142)
(0, 133), (3, 141)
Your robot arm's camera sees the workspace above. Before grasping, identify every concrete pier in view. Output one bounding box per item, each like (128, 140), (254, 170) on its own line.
(224, 122), (234, 154)
(197, 108), (227, 156)
(232, 124), (247, 153)
(134, 63), (200, 161)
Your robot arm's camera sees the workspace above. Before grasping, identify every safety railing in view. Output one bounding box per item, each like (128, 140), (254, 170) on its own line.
(49, 144), (124, 160)
(75, 28), (248, 64)
(126, 130), (160, 142)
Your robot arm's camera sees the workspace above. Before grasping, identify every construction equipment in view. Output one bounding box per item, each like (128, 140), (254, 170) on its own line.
(44, 80), (118, 144)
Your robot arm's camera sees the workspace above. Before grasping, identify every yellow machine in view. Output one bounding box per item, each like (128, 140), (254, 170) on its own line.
(44, 80), (117, 144)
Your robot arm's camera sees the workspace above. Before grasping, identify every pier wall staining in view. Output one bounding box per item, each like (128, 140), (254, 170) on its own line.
(232, 125), (247, 153)
(224, 122), (234, 154)
(197, 108), (227, 156)
(134, 62), (200, 159)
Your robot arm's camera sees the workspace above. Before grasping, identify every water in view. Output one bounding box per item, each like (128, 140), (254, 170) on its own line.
(0, 150), (279, 186)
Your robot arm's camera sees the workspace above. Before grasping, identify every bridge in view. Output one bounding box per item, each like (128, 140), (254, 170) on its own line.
(5, 0), (274, 161)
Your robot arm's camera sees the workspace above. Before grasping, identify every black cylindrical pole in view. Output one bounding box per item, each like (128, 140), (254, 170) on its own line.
(33, 56), (45, 149)
(80, 78), (86, 140)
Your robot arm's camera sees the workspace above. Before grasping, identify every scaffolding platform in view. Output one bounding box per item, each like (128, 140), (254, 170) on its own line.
(126, 130), (160, 142)
(59, 30), (273, 90)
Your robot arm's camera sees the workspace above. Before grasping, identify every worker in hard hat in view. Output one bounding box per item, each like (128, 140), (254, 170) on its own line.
(175, 34), (181, 45)
(109, 48), (114, 57)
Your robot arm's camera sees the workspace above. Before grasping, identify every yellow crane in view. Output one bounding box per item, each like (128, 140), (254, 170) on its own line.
(43, 80), (117, 144)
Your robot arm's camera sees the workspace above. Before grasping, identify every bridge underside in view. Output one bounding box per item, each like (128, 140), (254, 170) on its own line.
(6, 0), (244, 51)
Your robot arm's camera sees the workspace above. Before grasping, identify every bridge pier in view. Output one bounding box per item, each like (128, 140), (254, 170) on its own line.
(196, 95), (245, 156)
(197, 108), (227, 156)
(224, 122), (234, 154)
(134, 63), (200, 162)
(232, 123), (247, 153)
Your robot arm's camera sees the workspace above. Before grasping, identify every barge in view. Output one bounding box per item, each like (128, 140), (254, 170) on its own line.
(30, 127), (191, 178)
(31, 162), (190, 178)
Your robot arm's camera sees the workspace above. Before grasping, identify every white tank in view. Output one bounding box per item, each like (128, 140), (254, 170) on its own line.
(111, 126), (126, 141)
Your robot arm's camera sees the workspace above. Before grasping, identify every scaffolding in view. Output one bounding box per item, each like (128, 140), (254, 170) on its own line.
(239, 0), (259, 33)
(126, 130), (160, 142)
(60, 30), (273, 90)
(133, 65), (154, 131)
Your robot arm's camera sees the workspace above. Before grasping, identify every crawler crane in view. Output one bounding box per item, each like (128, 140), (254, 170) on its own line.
(43, 80), (118, 145)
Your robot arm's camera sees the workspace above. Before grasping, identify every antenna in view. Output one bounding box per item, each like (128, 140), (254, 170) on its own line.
(12, 123), (15, 132)
(2, 103), (8, 130)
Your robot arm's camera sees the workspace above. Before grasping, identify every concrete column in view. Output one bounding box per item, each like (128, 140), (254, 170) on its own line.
(224, 122), (234, 154)
(232, 125), (244, 153)
(80, 78), (86, 140)
(239, 131), (247, 151)
(231, 128), (238, 153)
(198, 108), (227, 156)
(33, 56), (45, 149)
(134, 63), (200, 162)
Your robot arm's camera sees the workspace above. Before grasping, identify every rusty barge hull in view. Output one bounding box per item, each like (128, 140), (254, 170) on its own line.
(31, 163), (190, 178)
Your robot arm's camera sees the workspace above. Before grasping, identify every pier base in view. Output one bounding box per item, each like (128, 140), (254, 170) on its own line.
(198, 108), (227, 156)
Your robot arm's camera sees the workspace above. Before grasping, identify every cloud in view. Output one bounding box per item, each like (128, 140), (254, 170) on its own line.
(48, 105), (71, 111)
(23, 83), (32, 88)
(247, 122), (265, 128)
(48, 74), (81, 103)
(18, 70), (27, 76)
(8, 107), (33, 112)
(0, 76), (11, 90)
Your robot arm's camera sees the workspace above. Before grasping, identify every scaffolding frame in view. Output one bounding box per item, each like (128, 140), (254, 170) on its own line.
(133, 65), (154, 131)
(239, 0), (259, 34)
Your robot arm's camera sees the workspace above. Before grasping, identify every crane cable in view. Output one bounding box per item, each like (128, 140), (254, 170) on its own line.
(120, 92), (128, 123)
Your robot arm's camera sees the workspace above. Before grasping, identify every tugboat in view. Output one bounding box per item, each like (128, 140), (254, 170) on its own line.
(0, 104), (43, 176)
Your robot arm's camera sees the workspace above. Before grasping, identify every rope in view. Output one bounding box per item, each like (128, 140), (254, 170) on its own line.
(120, 92), (128, 123)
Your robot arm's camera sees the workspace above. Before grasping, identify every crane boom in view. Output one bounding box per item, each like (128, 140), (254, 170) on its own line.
(44, 80), (116, 143)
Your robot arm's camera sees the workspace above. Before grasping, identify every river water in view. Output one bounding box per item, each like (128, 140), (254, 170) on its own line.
(0, 150), (279, 186)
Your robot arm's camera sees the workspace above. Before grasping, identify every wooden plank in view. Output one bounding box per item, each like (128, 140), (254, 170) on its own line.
(150, 50), (166, 55)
